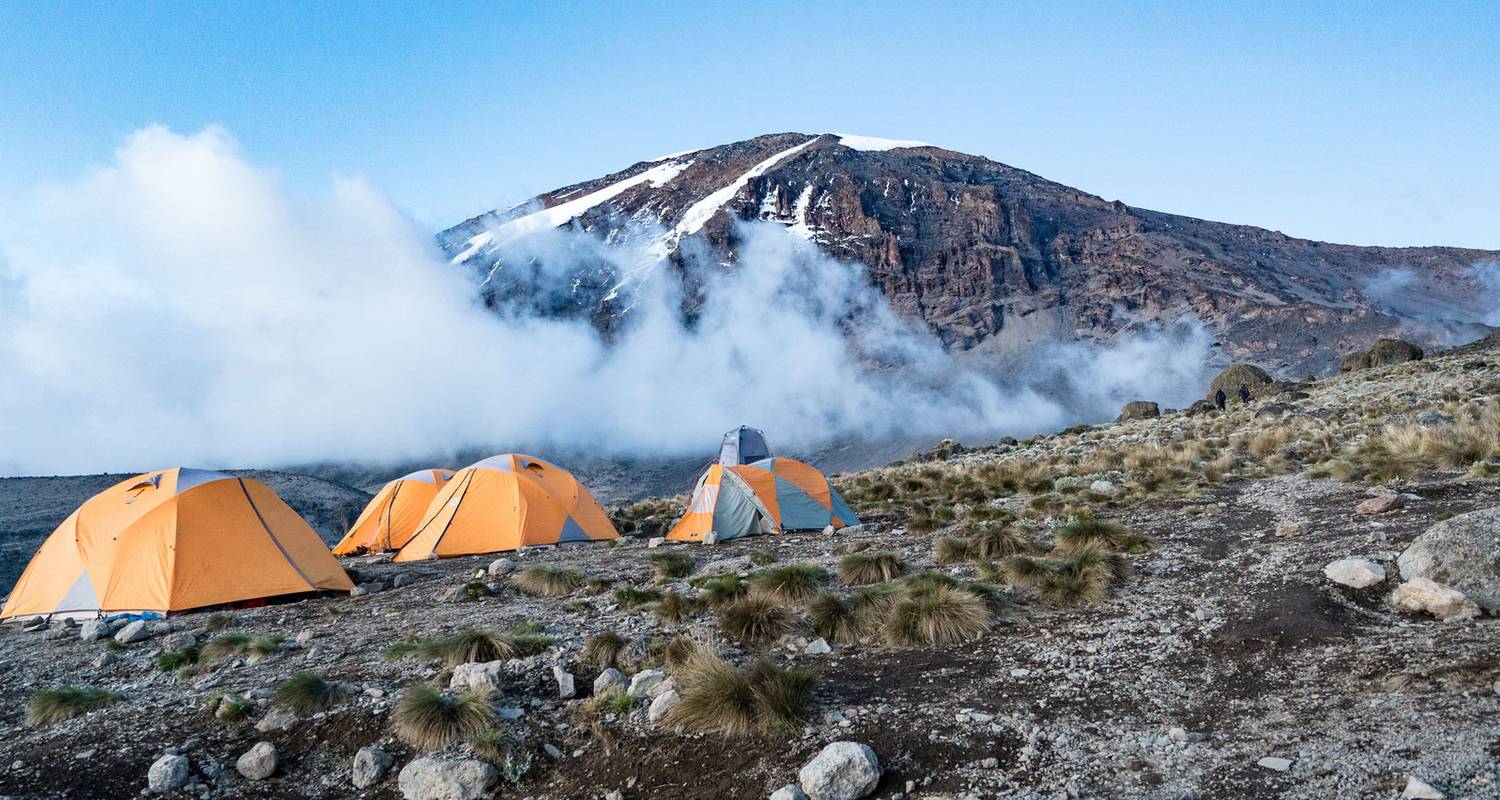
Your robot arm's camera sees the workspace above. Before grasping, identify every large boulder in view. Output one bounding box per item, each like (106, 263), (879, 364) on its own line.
(1338, 351), (1374, 373)
(1398, 508), (1500, 612)
(1207, 364), (1273, 404)
(1390, 578), (1480, 621)
(235, 741), (278, 781)
(1369, 338), (1424, 366)
(1116, 401), (1160, 422)
(397, 757), (497, 800)
(148, 754), (191, 793)
(798, 741), (881, 800)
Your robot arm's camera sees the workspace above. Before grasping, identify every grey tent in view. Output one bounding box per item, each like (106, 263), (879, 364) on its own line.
(718, 425), (771, 466)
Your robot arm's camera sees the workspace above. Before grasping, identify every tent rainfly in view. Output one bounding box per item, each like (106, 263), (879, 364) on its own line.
(667, 457), (860, 543)
(1, 468), (353, 620)
(333, 468), (455, 555)
(718, 425), (771, 466)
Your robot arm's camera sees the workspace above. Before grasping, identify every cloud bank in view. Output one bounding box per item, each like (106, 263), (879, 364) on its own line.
(0, 127), (1212, 476)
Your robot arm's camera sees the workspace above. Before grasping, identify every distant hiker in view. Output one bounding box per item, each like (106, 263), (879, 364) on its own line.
(1237, 385), (1251, 404)
(1214, 389), (1227, 410)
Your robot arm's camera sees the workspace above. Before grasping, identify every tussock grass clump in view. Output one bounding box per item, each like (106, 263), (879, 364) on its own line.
(665, 651), (814, 735)
(885, 584), (991, 646)
(215, 696), (252, 722)
(718, 596), (797, 646)
(581, 632), (626, 669)
(25, 687), (119, 726)
(655, 590), (693, 623)
(691, 573), (747, 606)
(748, 563), (828, 603)
(513, 564), (584, 597)
(272, 671), (349, 715)
(155, 647), (199, 672)
(663, 634), (706, 671)
(647, 551), (695, 580)
(1055, 514), (1156, 554)
(836, 550), (907, 585)
(392, 683), (497, 751)
(808, 592), (864, 643)
(1001, 542), (1126, 607)
(589, 690), (637, 717)
(203, 612), (237, 632)
(384, 627), (552, 667)
(613, 586), (662, 608)
(966, 523), (1029, 560)
(749, 551), (778, 567)
(199, 633), (282, 665)
(584, 576), (615, 595)
(934, 536), (970, 564)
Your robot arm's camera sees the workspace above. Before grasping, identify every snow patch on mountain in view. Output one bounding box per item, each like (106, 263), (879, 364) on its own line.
(835, 133), (932, 151)
(451, 159), (691, 264)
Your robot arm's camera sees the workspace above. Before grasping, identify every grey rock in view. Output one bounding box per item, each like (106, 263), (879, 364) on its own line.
(162, 631), (198, 651)
(771, 785), (809, 800)
(397, 757), (497, 800)
(594, 668), (628, 696)
(1323, 558), (1386, 588)
(798, 741), (880, 800)
(351, 746), (394, 789)
(803, 637), (832, 655)
(1390, 578), (1480, 621)
(648, 689), (680, 723)
(114, 620), (151, 644)
(1402, 776), (1444, 799)
(449, 661), (505, 694)
(486, 558), (516, 577)
(552, 666), (576, 699)
(1256, 756), (1292, 772)
(148, 754), (191, 793)
(79, 619), (111, 641)
(1398, 508), (1500, 612)
(255, 708), (297, 733)
(627, 669), (667, 698)
(235, 742), (277, 781)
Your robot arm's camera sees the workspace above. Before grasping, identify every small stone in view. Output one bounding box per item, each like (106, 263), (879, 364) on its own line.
(980, 757), (999, 769)
(648, 689), (680, 723)
(771, 785), (809, 800)
(1167, 727), (1188, 743)
(1355, 495), (1403, 515)
(1390, 578), (1481, 621)
(798, 741), (880, 800)
(148, 754), (191, 793)
(397, 757), (497, 800)
(1256, 756), (1292, 772)
(235, 742), (277, 781)
(351, 746), (393, 790)
(627, 669), (666, 698)
(1402, 775), (1444, 799)
(114, 620), (151, 645)
(1274, 521), (1308, 538)
(803, 637), (832, 655)
(552, 666), (576, 699)
(487, 558), (516, 577)
(162, 631), (198, 651)
(255, 708), (297, 733)
(79, 619), (111, 641)
(1088, 480), (1119, 496)
(1323, 558), (1386, 588)
(647, 538), (666, 549)
(542, 743), (563, 761)
(450, 661), (505, 694)
(594, 668), (629, 696)
(294, 629), (315, 645)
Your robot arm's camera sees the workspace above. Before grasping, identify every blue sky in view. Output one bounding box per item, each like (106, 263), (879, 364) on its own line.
(1, 1), (1497, 247)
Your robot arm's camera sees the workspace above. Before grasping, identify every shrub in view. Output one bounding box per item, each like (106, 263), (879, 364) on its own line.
(392, 684), (496, 751)
(718, 596), (797, 646)
(693, 574), (747, 606)
(748, 563), (828, 603)
(647, 551), (695, 580)
(25, 687), (119, 725)
(933, 536), (970, 564)
(613, 586), (662, 608)
(513, 564), (584, 597)
(665, 651), (814, 735)
(836, 551), (907, 585)
(885, 585), (991, 646)
(272, 672), (348, 714)
(581, 632), (626, 669)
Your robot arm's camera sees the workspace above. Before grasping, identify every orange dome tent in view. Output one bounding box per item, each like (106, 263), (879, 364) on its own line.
(333, 468), (455, 555)
(394, 454), (617, 561)
(1, 469), (353, 621)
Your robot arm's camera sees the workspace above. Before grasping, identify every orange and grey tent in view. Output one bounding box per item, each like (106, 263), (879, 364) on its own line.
(1, 468), (353, 620)
(394, 454), (617, 561)
(333, 468), (455, 555)
(666, 457), (860, 543)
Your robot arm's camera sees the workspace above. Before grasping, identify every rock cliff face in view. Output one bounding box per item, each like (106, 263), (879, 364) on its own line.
(440, 133), (1499, 374)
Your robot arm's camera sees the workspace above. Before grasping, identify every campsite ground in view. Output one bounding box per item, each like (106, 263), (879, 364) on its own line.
(1, 339), (1498, 799)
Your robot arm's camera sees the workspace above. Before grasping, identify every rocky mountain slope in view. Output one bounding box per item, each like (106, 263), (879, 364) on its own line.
(0, 336), (1495, 799)
(440, 133), (1499, 375)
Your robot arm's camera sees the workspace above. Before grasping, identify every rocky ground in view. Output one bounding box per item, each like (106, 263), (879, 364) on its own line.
(0, 339), (1497, 800)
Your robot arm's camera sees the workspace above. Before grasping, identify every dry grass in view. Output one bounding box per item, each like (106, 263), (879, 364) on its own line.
(807, 592), (864, 643)
(581, 632), (626, 669)
(1001, 542), (1126, 607)
(1054, 514), (1156, 554)
(25, 687), (118, 726)
(748, 563), (828, 603)
(199, 633), (283, 665)
(613, 586), (662, 608)
(836, 550), (907, 585)
(885, 584), (991, 646)
(647, 551), (695, 580)
(664, 650), (814, 735)
(966, 522), (1028, 559)
(718, 596), (797, 646)
(384, 627), (552, 667)
(933, 536), (970, 564)
(272, 672), (348, 715)
(512, 564), (584, 597)
(203, 612), (237, 632)
(655, 589), (693, 623)
(391, 684), (497, 751)
(691, 574), (748, 606)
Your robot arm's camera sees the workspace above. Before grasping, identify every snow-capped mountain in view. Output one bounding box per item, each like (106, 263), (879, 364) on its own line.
(438, 132), (1499, 373)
